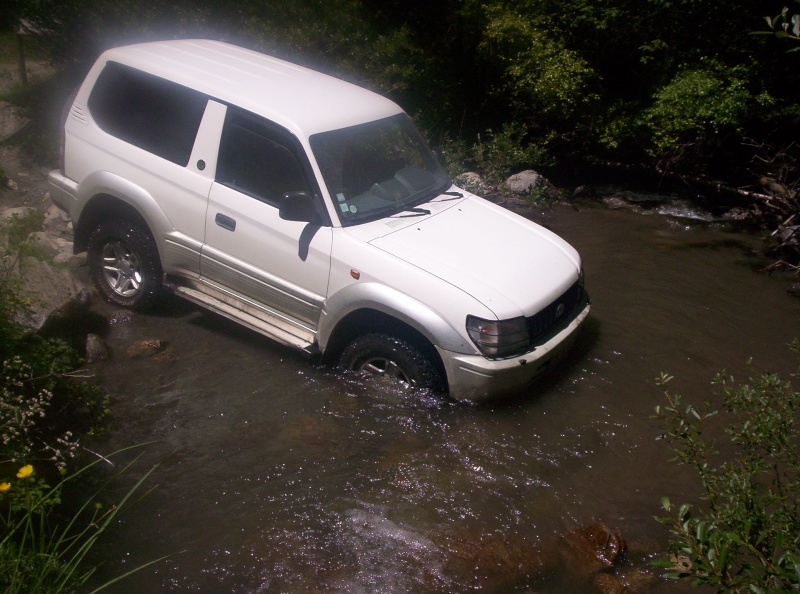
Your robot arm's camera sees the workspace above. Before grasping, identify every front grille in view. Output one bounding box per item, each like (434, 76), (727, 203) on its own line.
(526, 280), (584, 343)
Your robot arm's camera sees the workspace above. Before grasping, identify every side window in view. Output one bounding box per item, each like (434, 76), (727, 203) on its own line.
(88, 62), (207, 166)
(216, 110), (312, 207)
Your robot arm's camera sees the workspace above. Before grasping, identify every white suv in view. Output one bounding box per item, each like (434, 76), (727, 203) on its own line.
(48, 39), (590, 402)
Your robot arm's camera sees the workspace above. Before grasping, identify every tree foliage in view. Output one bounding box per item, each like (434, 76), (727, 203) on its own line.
(3, 0), (799, 204)
(639, 60), (775, 158)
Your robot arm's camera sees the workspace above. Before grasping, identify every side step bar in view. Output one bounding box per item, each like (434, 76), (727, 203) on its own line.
(172, 285), (317, 354)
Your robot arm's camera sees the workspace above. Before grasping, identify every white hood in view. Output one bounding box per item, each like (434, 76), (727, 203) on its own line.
(368, 196), (581, 319)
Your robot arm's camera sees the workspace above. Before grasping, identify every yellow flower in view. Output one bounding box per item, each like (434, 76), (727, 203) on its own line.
(16, 465), (33, 479)
(0, 482), (10, 492)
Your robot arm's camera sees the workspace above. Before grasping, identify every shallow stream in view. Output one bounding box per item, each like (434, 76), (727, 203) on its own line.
(84, 199), (799, 593)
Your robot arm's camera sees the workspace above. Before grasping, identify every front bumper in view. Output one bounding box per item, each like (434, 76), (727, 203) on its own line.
(438, 301), (591, 403)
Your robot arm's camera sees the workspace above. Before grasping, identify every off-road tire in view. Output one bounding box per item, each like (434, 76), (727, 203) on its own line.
(87, 219), (163, 310)
(339, 333), (445, 393)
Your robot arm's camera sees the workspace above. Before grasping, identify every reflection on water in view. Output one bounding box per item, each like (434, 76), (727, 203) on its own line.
(85, 204), (798, 593)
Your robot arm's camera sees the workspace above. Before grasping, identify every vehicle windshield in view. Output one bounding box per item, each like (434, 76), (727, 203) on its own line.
(310, 113), (450, 226)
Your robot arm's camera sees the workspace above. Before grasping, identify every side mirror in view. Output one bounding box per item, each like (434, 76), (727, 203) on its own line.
(279, 192), (320, 223)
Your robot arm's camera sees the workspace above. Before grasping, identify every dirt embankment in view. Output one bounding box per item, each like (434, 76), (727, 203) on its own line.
(1, 33), (54, 205)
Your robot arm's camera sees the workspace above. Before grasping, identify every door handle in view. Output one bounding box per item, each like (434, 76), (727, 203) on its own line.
(215, 213), (236, 231)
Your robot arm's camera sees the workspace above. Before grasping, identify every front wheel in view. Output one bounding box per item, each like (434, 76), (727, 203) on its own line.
(87, 219), (163, 310)
(339, 333), (445, 393)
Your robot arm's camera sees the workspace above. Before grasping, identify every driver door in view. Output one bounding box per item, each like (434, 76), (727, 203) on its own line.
(201, 107), (332, 327)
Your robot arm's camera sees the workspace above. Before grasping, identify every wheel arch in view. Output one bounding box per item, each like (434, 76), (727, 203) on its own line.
(73, 171), (172, 254)
(323, 308), (449, 390)
(75, 194), (151, 253)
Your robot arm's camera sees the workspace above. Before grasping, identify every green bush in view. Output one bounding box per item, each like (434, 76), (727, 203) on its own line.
(640, 59), (775, 158)
(1, 212), (112, 467)
(479, 7), (599, 125)
(0, 208), (156, 593)
(653, 349), (800, 593)
(441, 122), (552, 185)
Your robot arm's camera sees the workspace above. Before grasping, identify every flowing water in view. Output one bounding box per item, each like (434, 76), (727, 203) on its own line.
(83, 200), (799, 593)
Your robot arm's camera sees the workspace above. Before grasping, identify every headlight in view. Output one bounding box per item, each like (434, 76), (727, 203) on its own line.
(466, 315), (530, 358)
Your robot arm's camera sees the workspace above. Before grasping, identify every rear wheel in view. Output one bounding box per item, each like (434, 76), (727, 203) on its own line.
(339, 333), (444, 393)
(87, 219), (163, 310)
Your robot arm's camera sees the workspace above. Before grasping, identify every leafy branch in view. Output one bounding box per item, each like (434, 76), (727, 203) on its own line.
(753, 3), (800, 50)
(653, 360), (800, 593)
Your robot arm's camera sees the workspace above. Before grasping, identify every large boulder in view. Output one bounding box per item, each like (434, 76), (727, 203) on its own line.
(13, 255), (90, 331)
(503, 170), (563, 202)
(454, 171), (491, 196)
(1, 205), (91, 334)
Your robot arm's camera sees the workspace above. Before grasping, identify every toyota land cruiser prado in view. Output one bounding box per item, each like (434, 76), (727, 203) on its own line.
(48, 39), (590, 403)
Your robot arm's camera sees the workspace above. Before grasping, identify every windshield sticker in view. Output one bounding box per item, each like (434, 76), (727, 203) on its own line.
(336, 192), (346, 202)
(339, 203), (349, 213)
(349, 205), (358, 213)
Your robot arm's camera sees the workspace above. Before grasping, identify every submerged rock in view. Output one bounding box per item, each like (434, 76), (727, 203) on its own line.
(126, 338), (169, 359)
(561, 523), (627, 576)
(443, 531), (556, 589)
(440, 523), (638, 592)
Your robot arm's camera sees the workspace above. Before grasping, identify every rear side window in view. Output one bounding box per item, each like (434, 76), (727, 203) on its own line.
(88, 62), (207, 166)
(216, 110), (313, 207)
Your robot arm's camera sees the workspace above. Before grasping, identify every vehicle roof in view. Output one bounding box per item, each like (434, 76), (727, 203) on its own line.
(97, 39), (404, 138)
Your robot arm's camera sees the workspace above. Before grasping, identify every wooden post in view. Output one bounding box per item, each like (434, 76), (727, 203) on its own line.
(17, 26), (28, 85)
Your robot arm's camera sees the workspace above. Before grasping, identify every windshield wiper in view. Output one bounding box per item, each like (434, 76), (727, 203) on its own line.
(434, 191), (463, 202)
(393, 207), (431, 218)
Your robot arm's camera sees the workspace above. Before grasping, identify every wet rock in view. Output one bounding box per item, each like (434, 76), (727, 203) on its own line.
(86, 333), (110, 362)
(610, 190), (672, 205)
(126, 338), (168, 358)
(124, 338), (177, 363)
(503, 170), (563, 202)
(601, 196), (647, 213)
(109, 310), (134, 325)
(722, 207), (750, 221)
(561, 523), (626, 577)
